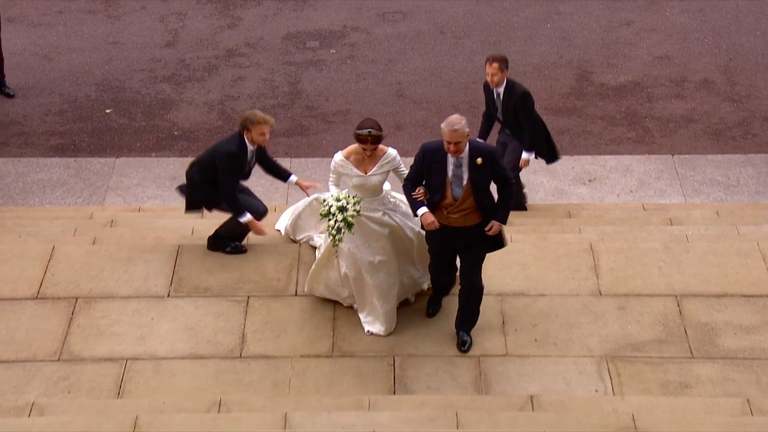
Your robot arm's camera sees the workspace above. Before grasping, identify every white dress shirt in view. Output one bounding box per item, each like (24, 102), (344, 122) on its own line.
(480, 79), (535, 161)
(238, 134), (297, 223)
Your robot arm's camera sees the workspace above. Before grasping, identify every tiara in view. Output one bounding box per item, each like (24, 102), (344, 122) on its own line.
(355, 128), (383, 136)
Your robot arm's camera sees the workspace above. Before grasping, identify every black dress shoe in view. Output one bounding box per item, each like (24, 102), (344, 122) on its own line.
(456, 331), (473, 353)
(207, 236), (247, 255)
(425, 295), (442, 318)
(0, 86), (15, 99)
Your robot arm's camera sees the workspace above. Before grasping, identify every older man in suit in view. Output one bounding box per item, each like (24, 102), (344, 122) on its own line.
(404, 114), (514, 353)
(177, 109), (320, 255)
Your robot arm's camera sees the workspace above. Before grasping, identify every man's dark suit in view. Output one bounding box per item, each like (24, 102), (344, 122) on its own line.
(478, 78), (560, 208)
(403, 139), (514, 334)
(0, 16), (5, 86)
(177, 131), (294, 245)
(0, 14), (14, 98)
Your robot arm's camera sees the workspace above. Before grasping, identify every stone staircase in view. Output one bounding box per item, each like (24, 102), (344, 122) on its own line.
(0, 203), (767, 431)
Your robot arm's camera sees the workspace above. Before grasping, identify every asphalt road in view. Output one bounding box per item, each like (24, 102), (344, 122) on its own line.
(0, 0), (765, 157)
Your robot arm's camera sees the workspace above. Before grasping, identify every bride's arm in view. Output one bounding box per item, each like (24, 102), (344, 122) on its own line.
(392, 153), (410, 184)
(328, 159), (342, 192)
(393, 150), (428, 202)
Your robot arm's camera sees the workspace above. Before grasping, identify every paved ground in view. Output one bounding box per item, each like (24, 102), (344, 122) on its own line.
(0, 0), (765, 158)
(2, 154), (767, 206)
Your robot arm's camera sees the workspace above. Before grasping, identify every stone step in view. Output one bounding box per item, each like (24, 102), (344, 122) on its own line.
(532, 395), (753, 417)
(509, 231), (768, 243)
(2, 205), (765, 224)
(634, 413), (768, 431)
(459, 411), (768, 432)
(3, 294), (766, 360)
(642, 203), (768, 211)
(686, 232), (768, 243)
(508, 233), (690, 243)
(4, 227), (767, 247)
(290, 410), (634, 431)
(5, 410), (765, 431)
(0, 414), (136, 432)
(27, 396), (219, 417)
(0, 211), (94, 220)
(0, 206), (139, 214)
(2, 358), (768, 401)
(567, 209), (719, 219)
(589, 242), (768, 295)
(2, 202), (765, 236)
(134, 412), (285, 431)
(3, 236), (766, 300)
(0, 219), (112, 230)
(508, 216), (766, 227)
(12, 395), (760, 418)
(2, 203), (767, 214)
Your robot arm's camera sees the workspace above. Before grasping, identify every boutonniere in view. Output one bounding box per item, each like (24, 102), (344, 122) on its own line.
(476, 158), (483, 165)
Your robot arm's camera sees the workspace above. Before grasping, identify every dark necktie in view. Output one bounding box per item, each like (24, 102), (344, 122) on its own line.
(247, 148), (256, 170)
(495, 90), (503, 121)
(451, 156), (464, 199)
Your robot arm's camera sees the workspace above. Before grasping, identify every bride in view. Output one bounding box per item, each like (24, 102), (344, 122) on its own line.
(275, 118), (430, 336)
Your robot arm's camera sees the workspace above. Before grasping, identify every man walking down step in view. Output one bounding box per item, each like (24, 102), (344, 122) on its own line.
(477, 54), (560, 210)
(177, 109), (320, 255)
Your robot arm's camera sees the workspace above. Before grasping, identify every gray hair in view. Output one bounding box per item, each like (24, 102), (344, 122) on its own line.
(440, 114), (470, 134)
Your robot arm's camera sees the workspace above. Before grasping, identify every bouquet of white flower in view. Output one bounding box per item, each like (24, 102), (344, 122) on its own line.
(319, 191), (363, 248)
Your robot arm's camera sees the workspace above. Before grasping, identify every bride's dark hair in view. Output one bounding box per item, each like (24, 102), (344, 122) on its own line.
(354, 118), (384, 145)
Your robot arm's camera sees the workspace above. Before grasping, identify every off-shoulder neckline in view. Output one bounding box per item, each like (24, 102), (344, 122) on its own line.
(334, 147), (396, 176)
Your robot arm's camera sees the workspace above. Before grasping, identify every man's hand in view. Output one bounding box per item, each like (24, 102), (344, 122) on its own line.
(485, 220), (504, 236)
(247, 219), (268, 236)
(412, 186), (428, 202)
(519, 158), (530, 169)
(420, 211), (440, 231)
(295, 179), (322, 197)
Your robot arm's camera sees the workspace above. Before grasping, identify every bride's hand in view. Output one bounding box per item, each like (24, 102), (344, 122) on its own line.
(412, 186), (428, 202)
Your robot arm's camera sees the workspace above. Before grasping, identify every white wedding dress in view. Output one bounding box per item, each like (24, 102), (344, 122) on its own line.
(275, 147), (430, 336)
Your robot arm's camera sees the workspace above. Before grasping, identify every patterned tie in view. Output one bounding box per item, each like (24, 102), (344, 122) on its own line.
(451, 156), (464, 199)
(495, 90), (503, 121)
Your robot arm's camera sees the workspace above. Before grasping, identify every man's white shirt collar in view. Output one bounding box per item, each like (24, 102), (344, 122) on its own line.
(243, 133), (256, 153)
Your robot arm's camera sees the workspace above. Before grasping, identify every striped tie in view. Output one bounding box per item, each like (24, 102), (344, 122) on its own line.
(451, 156), (464, 199)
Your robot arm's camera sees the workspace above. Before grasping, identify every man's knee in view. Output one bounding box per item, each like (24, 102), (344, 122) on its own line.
(175, 184), (188, 196)
(457, 257), (485, 287)
(459, 273), (483, 291)
(251, 201), (268, 221)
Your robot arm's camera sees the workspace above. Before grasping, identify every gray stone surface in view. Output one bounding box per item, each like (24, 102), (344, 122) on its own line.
(286, 158), (332, 205)
(522, 155), (686, 203)
(104, 157), (292, 207)
(2, 155), (767, 207)
(0, 158), (115, 206)
(675, 154), (768, 203)
(104, 158), (192, 206)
